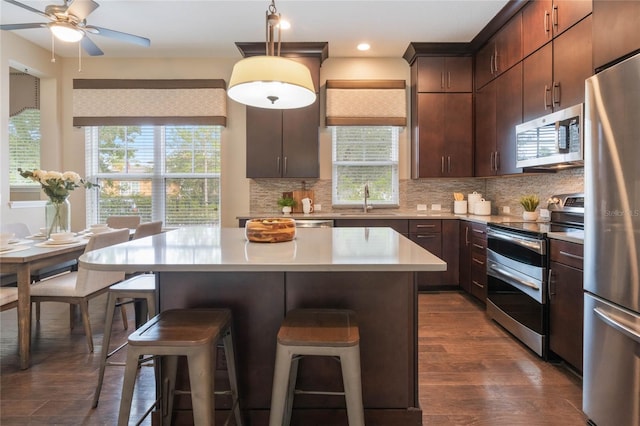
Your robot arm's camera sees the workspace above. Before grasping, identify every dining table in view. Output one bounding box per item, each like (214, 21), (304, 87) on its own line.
(0, 236), (87, 369)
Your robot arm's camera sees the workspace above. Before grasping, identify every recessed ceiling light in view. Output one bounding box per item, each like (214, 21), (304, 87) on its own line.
(357, 43), (370, 51)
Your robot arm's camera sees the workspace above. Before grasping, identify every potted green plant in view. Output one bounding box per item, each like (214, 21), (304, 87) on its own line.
(519, 194), (540, 221)
(277, 197), (296, 214)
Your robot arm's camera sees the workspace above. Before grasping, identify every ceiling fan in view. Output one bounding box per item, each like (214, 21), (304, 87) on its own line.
(0, 0), (150, 56)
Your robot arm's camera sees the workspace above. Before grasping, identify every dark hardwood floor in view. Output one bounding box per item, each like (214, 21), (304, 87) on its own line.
(0, 291), (586, 425)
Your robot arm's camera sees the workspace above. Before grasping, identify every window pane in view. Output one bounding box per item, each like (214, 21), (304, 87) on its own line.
(96, 178), (152, 223)
(165, 178), (219, 226)
(97, 126), (154, 174)
(9, 109), (40, 185)
(332, 126), (399, 206)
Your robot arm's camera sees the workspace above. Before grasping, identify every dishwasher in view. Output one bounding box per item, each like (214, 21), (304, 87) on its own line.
(294, 219), (334, 228)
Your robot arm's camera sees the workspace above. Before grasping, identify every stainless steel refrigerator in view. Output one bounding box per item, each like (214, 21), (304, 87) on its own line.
(583, 52), (640, 426)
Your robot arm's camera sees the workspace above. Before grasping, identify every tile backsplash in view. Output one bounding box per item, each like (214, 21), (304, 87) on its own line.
(249, 168), (584, 216)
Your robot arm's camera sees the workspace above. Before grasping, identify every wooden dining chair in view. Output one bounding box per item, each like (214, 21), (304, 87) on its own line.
(29, 228), (130, 352)
(132, 220), (163, 240)
(106, 215), (141, 230)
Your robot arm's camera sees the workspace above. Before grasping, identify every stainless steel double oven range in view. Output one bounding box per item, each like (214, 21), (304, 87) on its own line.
(485, 193), (584, 358)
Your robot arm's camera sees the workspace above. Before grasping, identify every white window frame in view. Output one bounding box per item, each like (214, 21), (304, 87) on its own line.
(331, 126), (399, 208)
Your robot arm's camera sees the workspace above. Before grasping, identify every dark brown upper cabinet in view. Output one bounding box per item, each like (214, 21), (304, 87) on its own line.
(416, 56), (472, 93)
(475, 12), (523, 90)
(238, 43), (327, 179)
(592, 0), (640, 70)
(522, 0), (592, 58)
(523, 16), (592, 121)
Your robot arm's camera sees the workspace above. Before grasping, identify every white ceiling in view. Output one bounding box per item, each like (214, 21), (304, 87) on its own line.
(1, 0), (510, 59)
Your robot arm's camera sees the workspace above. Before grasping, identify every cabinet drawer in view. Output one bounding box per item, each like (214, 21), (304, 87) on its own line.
(470, 222), (487, 239)
(409, 220), (442, 234)
(550, 239), (584, 269)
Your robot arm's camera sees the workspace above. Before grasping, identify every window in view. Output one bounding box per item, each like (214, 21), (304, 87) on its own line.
(9, 109), (40, 186)
(86, 125), (221, 226)
(332, 126), (399, 207)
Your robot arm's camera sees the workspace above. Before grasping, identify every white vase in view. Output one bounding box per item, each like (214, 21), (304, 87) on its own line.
(45, 198), (71, 238)
(523, 211), (538, 221)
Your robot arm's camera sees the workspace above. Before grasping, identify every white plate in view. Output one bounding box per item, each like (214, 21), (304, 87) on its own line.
(45, 238), (80, 245)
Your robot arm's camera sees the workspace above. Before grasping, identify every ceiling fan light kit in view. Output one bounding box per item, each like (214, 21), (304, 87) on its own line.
(228, 0), (316, 110)
(49, 22), (84, 42)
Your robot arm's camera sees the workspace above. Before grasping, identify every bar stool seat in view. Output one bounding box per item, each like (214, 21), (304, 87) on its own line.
(269, 308), (364, 426)
(118, 308), (242, 426)
(93, 273), (157, 408)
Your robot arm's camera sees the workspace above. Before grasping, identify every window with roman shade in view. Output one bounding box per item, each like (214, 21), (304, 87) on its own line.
(78, 79), (227, 226)
(327, 80), (405, 207)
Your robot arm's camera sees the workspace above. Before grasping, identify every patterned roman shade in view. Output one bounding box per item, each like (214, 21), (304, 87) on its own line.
(325, 80), (407, 126)
(73, 79), (227, 126)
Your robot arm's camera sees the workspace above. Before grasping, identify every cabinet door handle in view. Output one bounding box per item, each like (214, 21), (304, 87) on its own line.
(544, 10), (550, 34)
(548, 269), (555, 298)
(559, 250), (584, 261)
(276, 156), (281, 174)
(553, 82), (561, 106)
(465, 226), (470, 246)
(416, 224), (436, 229)
(472, 280), (484, 288)
(448, 156), (451, 173)
(283, 156), (288, 176)
(441, 71), (445, 89)
(544, 85), (552, 110)
(495, 151), (500, 170)
(472, 257), (485, 265)
(494, 46), (500, 74)
(490, 152), (495, 171)
(441, 156), (445, 174)
(490, 53), (494, 75)
(552, 5), (559, 29)
(472, 243), (485, 250)
(416, 234), (437, 239)
(472, 229), (485, 235)
(447, 71), (451, 89)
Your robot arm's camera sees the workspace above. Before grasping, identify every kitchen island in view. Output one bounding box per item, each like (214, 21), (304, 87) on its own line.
(80, 226), (446, 425)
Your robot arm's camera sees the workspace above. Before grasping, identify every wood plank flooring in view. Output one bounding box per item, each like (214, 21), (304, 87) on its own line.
(0, 291), (586, 425)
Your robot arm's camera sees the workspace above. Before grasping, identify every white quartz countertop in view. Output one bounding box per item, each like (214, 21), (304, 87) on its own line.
(79, 226), (447, 273)
(547, 229), (585, 244)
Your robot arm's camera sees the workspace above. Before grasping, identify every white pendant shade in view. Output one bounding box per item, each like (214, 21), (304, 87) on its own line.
(49, 22), (84, 42)
(228, 56), (316, 109)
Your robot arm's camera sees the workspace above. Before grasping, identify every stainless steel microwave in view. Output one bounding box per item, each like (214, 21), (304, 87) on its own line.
(516, 104), (583, 170)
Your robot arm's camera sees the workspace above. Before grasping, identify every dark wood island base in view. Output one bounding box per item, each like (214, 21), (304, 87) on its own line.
(158, 271), (422, 425)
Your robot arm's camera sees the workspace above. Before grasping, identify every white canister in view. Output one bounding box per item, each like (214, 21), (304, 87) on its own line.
(454, 200), (468, 214)
(468, 192), (483, 214)
(475, 198), (492, 216)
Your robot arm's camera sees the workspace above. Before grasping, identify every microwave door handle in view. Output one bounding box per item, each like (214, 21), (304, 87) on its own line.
(488, 262), (540, 291)
(594, 307), (640, 344)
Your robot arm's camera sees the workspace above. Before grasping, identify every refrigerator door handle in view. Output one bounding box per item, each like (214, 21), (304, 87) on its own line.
(594, 307), (640, 343)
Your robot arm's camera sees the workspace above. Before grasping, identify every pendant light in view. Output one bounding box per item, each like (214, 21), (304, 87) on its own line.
(228, 0), (316, 109)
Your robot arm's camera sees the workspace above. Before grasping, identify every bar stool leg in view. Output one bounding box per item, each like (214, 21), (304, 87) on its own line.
(283, 355), (300, 426)
(92, 291), (118, 407)
(162, 355), (179, 426)
(341, 346), (365, 426)
(187, 346), (213, 426)
(269, 344), (295, 426)
(118, 345), (142, 426)
(222, 328), (243, 426)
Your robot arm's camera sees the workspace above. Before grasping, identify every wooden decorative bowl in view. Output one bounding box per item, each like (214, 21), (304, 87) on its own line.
(245, 218), (296, 243)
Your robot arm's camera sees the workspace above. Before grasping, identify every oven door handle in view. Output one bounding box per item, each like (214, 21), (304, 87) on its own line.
(488, 262), (540, 291)
(487, 228), (545, 254)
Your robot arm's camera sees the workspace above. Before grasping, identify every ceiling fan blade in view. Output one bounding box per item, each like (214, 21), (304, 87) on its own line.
(3, 0), (49, 19)
(0, 22), (46, 30)
(81, 36), (103, 56)
(86, 25), (150, 47)
(66, 0), (99, 21)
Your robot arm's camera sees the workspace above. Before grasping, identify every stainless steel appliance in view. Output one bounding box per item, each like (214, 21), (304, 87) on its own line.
(583, 52), (640, 426)
(516, 103), (584, 170)
(486, 194), (585, 358)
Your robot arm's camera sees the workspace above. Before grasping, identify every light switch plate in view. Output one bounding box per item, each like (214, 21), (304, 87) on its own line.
(431, 204), (441, 211)
(314, 203), (322, 211)
(503, 206), (510, 214)
(417, 204), (427, 211)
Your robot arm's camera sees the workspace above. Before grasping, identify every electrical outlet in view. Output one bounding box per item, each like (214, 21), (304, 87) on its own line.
(314, 203), (322, 211)
(503, 206), (511, 214)
(417, 204), (427, 211)
(431, 204), (441, 211)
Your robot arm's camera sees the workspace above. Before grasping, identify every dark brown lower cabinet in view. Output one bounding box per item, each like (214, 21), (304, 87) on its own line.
(549, 239), (584, 372)
(469, 223), (487, 302)
(410, 220), (458, 291)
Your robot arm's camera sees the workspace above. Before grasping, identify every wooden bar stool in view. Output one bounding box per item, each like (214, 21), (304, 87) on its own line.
(269, 309), (364, 426)
(92, 273), (157, 408)
(117, 308), (242, 426)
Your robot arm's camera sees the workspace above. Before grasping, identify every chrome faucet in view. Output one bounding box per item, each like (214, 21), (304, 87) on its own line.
(363, 183), (371, 213)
